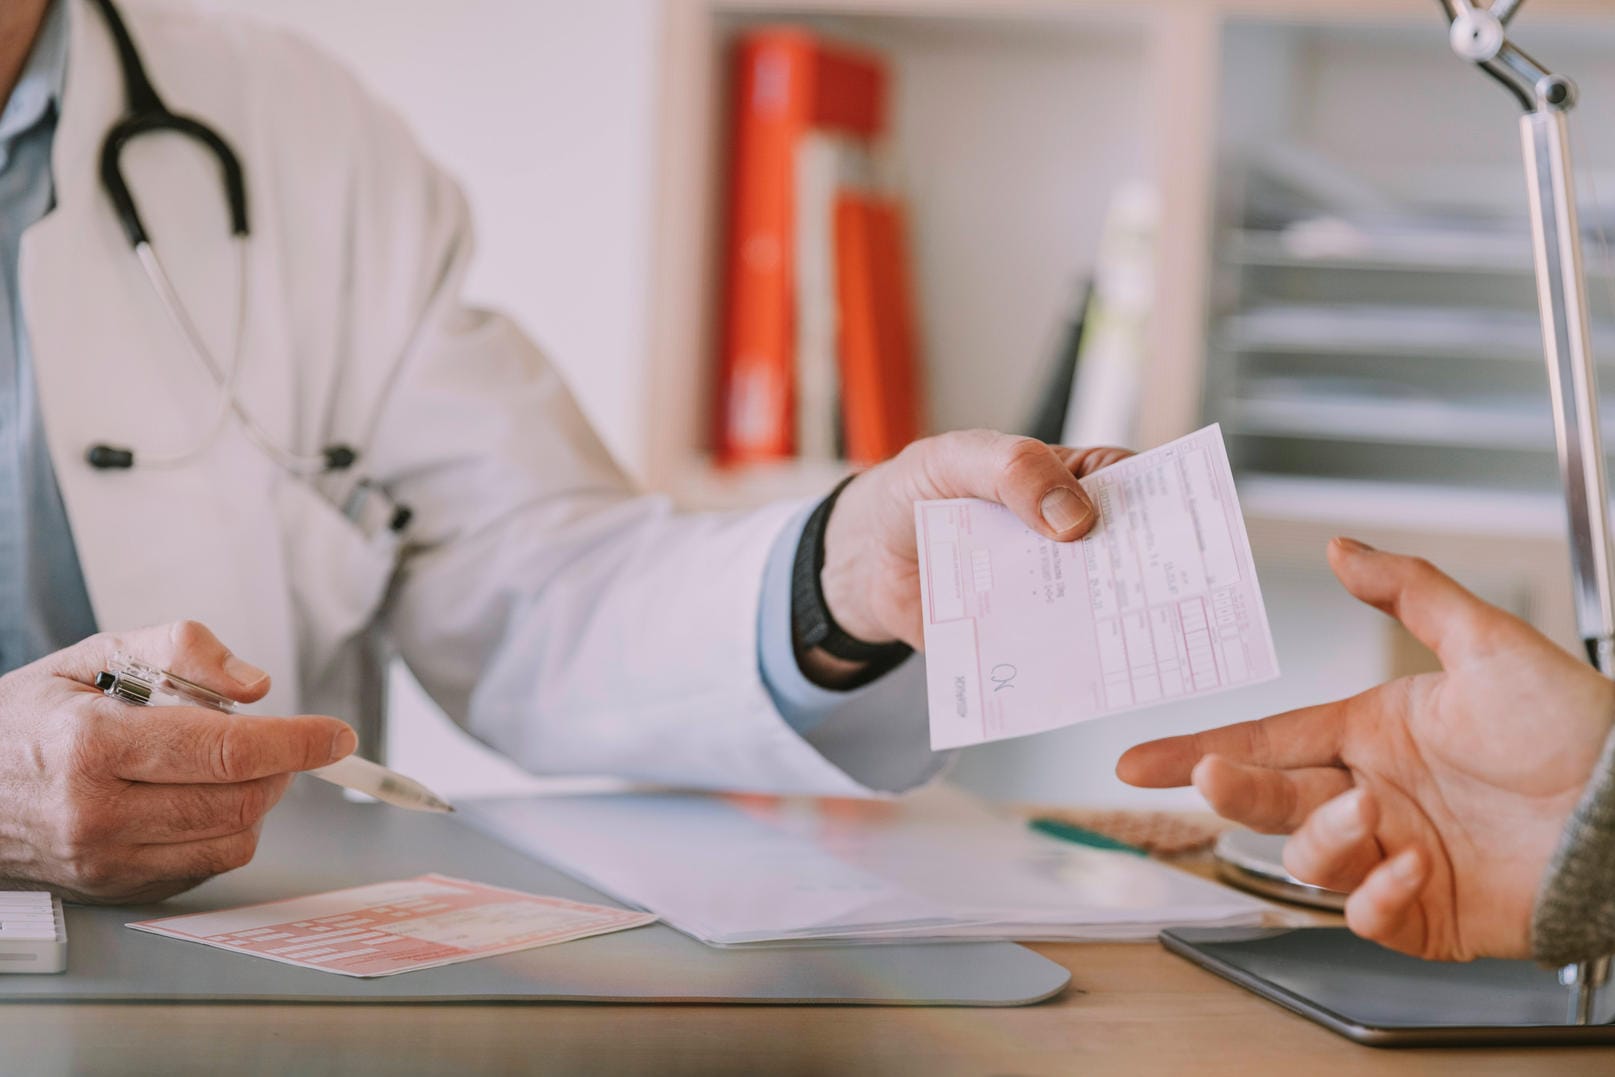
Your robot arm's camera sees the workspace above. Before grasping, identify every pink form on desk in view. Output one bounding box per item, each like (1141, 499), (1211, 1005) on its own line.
(127, 874), (655, 978)
(916, 424), (1278, 749)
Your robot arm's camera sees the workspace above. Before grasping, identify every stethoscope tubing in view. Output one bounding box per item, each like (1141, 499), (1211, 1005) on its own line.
(87, 0), (358, 478)
(128, 238), (339, 475)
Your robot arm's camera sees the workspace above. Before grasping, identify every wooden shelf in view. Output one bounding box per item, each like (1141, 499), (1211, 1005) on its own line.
(703, 0), (1615, 21)
(643, 0), (1221, 494)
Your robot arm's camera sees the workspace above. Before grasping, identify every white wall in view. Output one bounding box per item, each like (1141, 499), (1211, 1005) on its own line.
(201, 0), (663, 475)
(197, 0), (665, 794)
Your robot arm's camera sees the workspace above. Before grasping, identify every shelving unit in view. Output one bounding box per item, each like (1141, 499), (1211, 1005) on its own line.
(643, 0), (1218, 509)
(625, 0), (1615, 803)
(1199, 6), (1615, 655)
(641, 0), (1613, 631)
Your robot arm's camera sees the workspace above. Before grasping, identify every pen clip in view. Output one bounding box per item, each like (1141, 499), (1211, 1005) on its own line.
(99, 652), (237, 713)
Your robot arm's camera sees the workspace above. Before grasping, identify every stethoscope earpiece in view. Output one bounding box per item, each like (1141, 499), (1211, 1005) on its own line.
(323, 445), (359, 471)
(87, 441), (359, 475)
(87, 444), (136, 470)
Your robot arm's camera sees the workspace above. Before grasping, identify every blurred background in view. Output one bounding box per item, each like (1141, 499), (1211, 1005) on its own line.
(203, 0), (1615, 808)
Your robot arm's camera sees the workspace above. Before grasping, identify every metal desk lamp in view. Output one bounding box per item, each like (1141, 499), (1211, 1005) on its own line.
(1186, 0), (1615, 1042)
(1439, 0), (1613, 1024)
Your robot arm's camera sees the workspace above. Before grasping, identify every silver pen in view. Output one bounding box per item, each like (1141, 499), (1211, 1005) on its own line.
(96, 653), (454, 814)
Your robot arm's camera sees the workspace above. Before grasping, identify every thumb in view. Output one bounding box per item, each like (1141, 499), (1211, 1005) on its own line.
(932, 431), (1099, 541)
(1327, 538), (1490, 667)
(52, 620), (271, 704)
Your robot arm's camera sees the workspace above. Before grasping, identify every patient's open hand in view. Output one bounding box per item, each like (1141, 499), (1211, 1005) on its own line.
(1118, 539), (1615, 962)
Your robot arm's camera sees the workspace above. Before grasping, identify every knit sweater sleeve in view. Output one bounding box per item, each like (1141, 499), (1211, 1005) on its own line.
(1533, 723), (1615, 965)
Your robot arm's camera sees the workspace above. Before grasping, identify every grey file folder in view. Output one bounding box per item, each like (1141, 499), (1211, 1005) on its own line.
(0, 784), (1070, 1006)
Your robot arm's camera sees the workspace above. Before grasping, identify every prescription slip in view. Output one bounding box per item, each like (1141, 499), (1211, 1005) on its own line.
(917, 425), (1278, 749)
(127, 874), (655, 978)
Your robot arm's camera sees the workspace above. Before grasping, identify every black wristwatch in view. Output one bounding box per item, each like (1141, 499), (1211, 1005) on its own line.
(791, 476), (913, 688)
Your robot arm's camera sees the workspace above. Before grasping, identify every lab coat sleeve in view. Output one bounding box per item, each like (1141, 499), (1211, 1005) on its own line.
(339, 100), (946, 795)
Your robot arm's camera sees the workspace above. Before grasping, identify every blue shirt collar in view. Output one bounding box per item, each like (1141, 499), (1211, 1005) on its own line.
(0, 0), (69, 149)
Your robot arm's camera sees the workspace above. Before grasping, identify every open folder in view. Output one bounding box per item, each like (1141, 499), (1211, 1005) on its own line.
(460, 786), (1273, 948)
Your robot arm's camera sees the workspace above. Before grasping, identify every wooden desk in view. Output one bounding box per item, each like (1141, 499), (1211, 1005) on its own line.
(9, 938), (1614, 1076)
(8, 819), (1613, 1076)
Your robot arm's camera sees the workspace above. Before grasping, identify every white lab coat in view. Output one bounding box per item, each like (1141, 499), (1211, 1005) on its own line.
(22, 0), (940, 796)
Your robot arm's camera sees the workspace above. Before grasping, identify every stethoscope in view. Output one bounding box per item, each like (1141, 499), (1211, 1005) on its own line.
(84, 0), (359, 478)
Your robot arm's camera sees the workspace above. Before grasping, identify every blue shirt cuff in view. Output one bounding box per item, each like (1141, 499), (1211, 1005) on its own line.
(757, 505), (871, 736)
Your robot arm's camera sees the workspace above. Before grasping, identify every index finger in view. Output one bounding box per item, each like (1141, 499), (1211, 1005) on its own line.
(104, 704), (357, 784)
(1116, 698), (1349, 788)
(47, 621), (271, 705)
(1326, 541), (1495, 668)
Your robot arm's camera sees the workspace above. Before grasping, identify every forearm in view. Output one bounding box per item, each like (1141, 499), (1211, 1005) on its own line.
(1533, 723), (1615, 964)
(390, 491), (943, 795)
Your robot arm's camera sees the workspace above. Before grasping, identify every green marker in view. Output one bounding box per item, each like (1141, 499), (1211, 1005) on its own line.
(1029, 817), (1149, 857)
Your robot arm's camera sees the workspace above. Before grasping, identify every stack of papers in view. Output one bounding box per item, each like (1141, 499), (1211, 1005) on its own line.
(460, 787), (1274, 948)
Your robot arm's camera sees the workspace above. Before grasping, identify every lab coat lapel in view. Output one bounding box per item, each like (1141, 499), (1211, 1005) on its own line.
(20, 0), (300, 710)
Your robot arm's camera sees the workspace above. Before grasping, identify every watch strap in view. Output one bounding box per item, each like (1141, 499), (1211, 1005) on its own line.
(790, 476), (914, 686)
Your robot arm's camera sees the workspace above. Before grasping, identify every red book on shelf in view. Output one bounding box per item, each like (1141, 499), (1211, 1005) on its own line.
(714, 29), (887, 466)
(833, 193), (923, 466)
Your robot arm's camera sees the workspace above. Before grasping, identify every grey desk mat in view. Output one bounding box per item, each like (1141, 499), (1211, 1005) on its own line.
(1, 784), (1070, 1006)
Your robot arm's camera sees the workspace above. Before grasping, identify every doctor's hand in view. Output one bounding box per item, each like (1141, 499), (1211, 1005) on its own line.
(1117, 539), (1615, 962)
(821, 430), (1129, 653)
(0, 621), (357, 904)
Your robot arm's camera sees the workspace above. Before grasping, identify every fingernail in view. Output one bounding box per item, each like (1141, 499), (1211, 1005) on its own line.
(1041, 488), (1092, 533)
(223, 654), (268, 688)
(329, 727), (358, 762)
(1390, 848), (1422, 883)
(1320, 788), (1367, 841)
(1334, 537), (1375, 554)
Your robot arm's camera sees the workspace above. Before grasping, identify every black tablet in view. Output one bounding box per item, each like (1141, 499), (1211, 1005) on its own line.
(1161, 926), (1615, 1047)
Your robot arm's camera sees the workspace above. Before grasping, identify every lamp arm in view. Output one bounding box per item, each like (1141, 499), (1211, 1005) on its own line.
(1438, 0), (1572, 109)
(1437, 0), (1524, 29)
(1439, 0), (1615, 1025)
(1521, 107), (1615, 668)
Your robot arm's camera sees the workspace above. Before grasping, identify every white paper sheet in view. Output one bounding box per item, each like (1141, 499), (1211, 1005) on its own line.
(916, 424), (1279, 749)
(128, 875), (655, 977)
(460, 787), (1276, 948)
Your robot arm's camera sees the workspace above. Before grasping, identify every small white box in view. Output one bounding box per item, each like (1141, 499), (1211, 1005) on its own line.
(0, 892), (67, 974)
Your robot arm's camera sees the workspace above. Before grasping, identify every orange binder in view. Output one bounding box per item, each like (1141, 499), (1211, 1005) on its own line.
(833, 194), (923, 466)
(714, 30), (887, 466)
